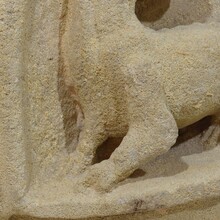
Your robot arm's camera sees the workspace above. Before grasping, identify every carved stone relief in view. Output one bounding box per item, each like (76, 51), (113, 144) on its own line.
(1, 0), (220, 219)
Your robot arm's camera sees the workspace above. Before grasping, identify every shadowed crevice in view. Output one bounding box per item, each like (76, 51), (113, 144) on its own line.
(135, 0), (213, 30)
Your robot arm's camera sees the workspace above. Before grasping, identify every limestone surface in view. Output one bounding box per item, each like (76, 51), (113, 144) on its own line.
(0, 0), (220, 219)
(62, 0), (220, 192)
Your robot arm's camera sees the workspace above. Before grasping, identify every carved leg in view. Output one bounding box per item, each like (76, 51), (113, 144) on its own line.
(60, 116), (107, 176)
(79, 107), (178, 192)
(201, 114), (220, 150)
(76, 62), (179, 191)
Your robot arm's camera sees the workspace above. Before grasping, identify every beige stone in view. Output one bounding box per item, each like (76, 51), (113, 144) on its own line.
(10, 199), (220, 220)
(0, 0), (220, 219)
(62, 0), (220, 192)
(1, 0), (66, 218)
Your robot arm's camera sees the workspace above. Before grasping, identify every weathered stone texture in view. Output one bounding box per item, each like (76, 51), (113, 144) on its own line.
(1, 0), (66, 218)
(1, 0), (220, 219)
(1, 1), (29, 218)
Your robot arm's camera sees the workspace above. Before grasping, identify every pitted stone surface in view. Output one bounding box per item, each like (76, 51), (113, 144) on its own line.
(1, 0), (220, 219)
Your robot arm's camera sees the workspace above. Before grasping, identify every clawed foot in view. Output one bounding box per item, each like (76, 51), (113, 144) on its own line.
(76, 160), (119, 193)
(57, 151), (119, 193)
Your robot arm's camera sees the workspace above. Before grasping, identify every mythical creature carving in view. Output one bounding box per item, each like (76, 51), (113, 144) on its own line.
(62, 0), (220, 192)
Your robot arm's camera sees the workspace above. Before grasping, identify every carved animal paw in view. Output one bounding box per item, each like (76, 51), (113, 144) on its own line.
(77, 160), (118, 193)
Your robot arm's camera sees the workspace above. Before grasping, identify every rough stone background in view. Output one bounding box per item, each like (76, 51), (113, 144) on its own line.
(8, 201), (220, 219)
(1, 0), (220, 219)
(1, 1), (66, 218)
(1, 1), (30, 218)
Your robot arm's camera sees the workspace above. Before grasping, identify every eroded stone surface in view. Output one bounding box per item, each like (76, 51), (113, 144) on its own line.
(15, 136), (220, 219)
(61, 0), (220, 192)
(1, 0), (220, 219)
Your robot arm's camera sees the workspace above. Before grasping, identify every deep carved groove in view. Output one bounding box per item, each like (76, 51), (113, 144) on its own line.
(58, 0), (80, 152)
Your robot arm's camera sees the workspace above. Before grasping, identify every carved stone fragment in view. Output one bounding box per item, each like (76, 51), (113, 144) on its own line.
(1, 0), (220, 219)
